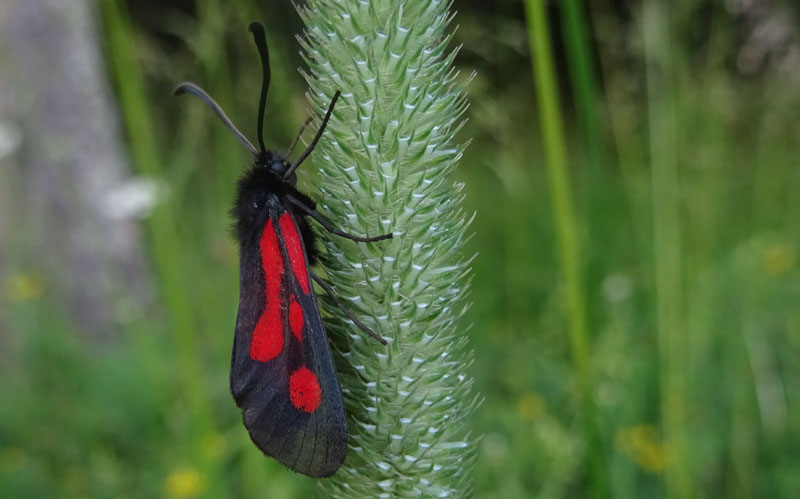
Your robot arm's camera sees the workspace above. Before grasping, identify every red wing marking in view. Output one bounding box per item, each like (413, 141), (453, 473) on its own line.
(289, 295), (304, 342)
(249, 219), (284, 362)
(289, 366), (322, 413)
(279, 213), (310, 295)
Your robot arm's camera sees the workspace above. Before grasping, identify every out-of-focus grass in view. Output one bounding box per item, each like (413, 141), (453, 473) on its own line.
(2, 1), (800, 498)
(524, 0), (600, 496)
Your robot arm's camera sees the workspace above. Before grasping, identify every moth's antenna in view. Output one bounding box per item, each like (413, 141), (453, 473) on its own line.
(248, 22), (270, 154)
(285, 90), (341, 179)
(174, 82), (258, 156)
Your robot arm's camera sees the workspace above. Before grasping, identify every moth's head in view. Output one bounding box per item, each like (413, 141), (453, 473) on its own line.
(255, 150), (296, 186)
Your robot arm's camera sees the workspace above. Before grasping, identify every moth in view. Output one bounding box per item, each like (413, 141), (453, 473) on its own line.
(174, 21), (391, 477)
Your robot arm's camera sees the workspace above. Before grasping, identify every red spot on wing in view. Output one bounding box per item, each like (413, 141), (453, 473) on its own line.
(289, 295), (304, 342)
(250, 219), (284, 362)
(289, 366), (322, 413)
(279, 213), (310, 295)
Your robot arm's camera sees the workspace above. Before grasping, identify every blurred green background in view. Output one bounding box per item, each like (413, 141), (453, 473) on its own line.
(2, 0), (800, 497)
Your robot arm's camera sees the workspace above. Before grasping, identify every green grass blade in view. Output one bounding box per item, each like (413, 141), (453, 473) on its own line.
(99, 1), (227, 496)
(523, 0), (605, 495)
(642, 2), (692, 497)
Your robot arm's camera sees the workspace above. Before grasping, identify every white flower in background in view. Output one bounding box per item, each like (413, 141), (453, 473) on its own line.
(102, 176), (167, 220)
(602, 273), (633, 304)
(0, 120), (22, 159)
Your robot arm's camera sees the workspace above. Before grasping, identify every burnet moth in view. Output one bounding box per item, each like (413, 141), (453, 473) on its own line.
(174, 22), (391, 477)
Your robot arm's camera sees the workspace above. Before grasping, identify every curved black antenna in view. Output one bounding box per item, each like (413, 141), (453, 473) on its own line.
(285, 90), (341, 179)
(174, 82), (258, 156)
(248, 22), (270, 154)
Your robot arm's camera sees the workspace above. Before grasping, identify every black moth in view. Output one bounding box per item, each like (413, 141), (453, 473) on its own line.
(174, 21), (391, 477)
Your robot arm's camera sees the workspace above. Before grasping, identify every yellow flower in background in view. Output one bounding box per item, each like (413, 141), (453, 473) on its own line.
(517, 393), (545, 420)
(762, 244), (796, 276)
(164, 467), (206, 499)
(5, 272), (45, 303)
(616, 425), (669, 473)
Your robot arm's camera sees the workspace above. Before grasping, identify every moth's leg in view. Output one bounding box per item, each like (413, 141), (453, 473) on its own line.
(285, 90), (342, 177)
(310, 272), (388, 346)
(288, 196), (393, 243)
(286, 116), (313, 157)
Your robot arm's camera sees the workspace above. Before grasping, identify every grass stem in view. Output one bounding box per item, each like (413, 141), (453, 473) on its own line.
(524, 1), (603, 495)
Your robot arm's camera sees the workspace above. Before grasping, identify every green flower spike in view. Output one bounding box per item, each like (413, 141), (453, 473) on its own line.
(297, 0), (477, 496)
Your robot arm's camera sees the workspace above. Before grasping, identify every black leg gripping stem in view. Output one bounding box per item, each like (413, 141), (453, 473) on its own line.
(288, 196), (393, 243)
(310, 272), (388, 346)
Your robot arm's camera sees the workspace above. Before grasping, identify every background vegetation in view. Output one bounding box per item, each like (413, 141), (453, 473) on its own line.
(2, 0), (800, 497)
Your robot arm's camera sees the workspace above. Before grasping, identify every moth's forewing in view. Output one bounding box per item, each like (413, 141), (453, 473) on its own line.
(231, 206), (347, 478)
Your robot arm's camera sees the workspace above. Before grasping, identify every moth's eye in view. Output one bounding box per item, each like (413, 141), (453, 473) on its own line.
(251, 200), (259, 210)
(271, 160), (288, 175)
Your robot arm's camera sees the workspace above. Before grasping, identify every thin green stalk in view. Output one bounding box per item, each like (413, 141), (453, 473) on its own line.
(560, 0), (603, 172)
(99, 2), (225, 495)
(523, 0), (603, 495)
(560, 0), (608, 272)
(642, 2), (691, 498)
